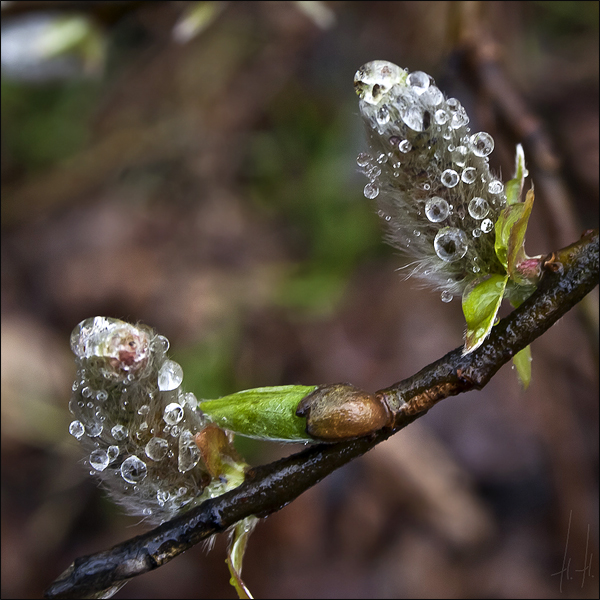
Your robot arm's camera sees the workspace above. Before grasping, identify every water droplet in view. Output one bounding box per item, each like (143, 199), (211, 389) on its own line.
(356, 152), (371, 167)
(402, 105), (425, 131)
(70, 317), (151, 377)
(85, 421), (103, 437)
(461, 168), (477, 184)
(69, 420), (85, 439)
(183, 392), (198, 409)
(408, 70), (430, 94)
(164, 402), (184, 425)
(413, 229), (421, 237)
(95, 389), (108, 402)
(82, 387), (93, 398)
(363, 182), (379, 199)
(425, 197), (450, 222)
(145, 437), (169, 461)
(434, 228), (469, 262)
(470, 132), (494, 157)
(155, 335), (170, 353)
(398, 139), (412, 153)
(178, 430), (200, 473)
(170, 425), (181, 437)
(158, 360), (183, 391)
(376, 152), (387, 164)
(441, 290), (453, 303)
(446, 98), (461, 112)
(472, 228), (482, 237)
(473, 265), (481, 273)
(421, 85), (443, 106)
(107, 445), (119, 461)
(451, 109), (469, 129)
(488, 180), (504, 194)
(354, 60), (405, 105)
(434, 109), (449, 125)
(441, 169), (459, 188)
(89, 449), (109, 472)
(138, 404), (150, 416)
(481, 218), (494, 233)
(376, 105), (390, 125)
(468, 197), (490, 219)
(111, 424), (128, 441)
(452, 145), (468, 167)
(121, 455), (147, 484)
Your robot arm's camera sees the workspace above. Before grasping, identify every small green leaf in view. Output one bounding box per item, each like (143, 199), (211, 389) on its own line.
(507, 189), (535, 286)
(226, 515), (259, 599)
(495, 203), (524, 270)
(494, 188), (534, 276)
(505, 144), (528, 206)
(512, 345), (532, 389)
(462, 274), (509, 354)
(199, 385), (318, 442)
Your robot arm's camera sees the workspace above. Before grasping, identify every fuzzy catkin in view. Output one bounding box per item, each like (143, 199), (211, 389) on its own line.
(355, 61), (507, 298)
(68, 317), (219, 524)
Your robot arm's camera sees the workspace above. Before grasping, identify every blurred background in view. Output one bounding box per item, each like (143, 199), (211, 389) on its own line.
(1, 1), (598, 598)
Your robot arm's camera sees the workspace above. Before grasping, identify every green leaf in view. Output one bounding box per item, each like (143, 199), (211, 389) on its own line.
(507, 189), (535, 286)
(512, 345), (532, 389)
(199, 385), (318, 442)
(505, 144), (528, 206)
(226, 516), (259, 599)
(494, 188), (534, 276)
(462, 274), (509, 354)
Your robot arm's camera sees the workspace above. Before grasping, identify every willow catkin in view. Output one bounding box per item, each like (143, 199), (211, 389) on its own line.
(68, 317), (225, 524)
(354, 60), (508, 301)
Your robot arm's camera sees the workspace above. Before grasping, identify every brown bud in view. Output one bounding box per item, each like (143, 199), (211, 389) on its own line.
(296, 383), (392, 442)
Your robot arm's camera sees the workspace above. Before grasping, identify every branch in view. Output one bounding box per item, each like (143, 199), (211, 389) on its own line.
(46, 230), (599, 599)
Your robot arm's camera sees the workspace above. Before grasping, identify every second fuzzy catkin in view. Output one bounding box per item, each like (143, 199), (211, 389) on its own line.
(354, 60), (507, 300)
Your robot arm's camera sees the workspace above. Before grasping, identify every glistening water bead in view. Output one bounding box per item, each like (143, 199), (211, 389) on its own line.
(407, 70), (430, 93)
(120, 455), (147, 484)
(364, 182), (379, 199)
(468, 197), (490, 220)
(145, 437), (169, 461)
(461, 167), (477, 184)
(441, 169), (459, 188)
(164, 402), (184, 425)
(69, 420), (85, 439)
(470, 132), (494, 157)
(157, 360), (184, 391)
(89, 449), (109, 472)
(425, 197), (450, 222)
(434, 228), (469, 262)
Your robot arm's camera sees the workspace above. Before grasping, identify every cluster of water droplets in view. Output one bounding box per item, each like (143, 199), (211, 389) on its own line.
(68, 317), (222, 524)
(354, 61), (507, 299)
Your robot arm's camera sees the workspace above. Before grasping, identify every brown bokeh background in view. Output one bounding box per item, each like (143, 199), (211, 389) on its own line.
(1, 2), (598, 598)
